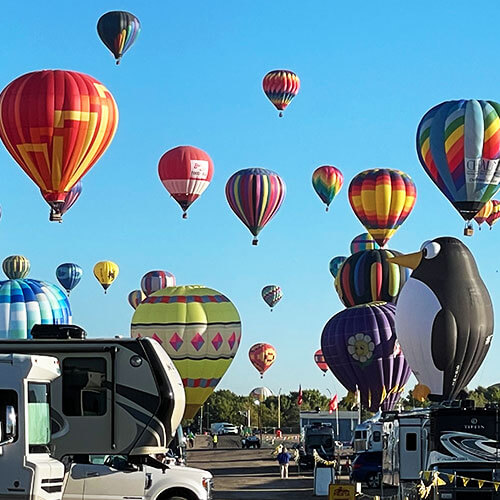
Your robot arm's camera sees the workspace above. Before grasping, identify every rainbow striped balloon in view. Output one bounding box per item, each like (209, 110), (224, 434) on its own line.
(350, 233), (379, 254)
(225, 168), (286, 245)
(417, 100), (500, 222)
(486, 200), (500, 228)
(312, 166), (344, 211)
(348, 169), (417, 247)
(262, 70), (300, 117)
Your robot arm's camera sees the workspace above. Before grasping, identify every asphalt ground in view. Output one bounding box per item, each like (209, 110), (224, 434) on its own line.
(187, 435), (388, 499)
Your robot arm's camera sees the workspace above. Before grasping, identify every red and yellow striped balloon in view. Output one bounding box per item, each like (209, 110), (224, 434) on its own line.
(262, 70), (300, 117)
(0, 70), (118, 216)
(474, 200), (494, 227)
(486, 200), (500, 228)
(348, 169), (417, 247)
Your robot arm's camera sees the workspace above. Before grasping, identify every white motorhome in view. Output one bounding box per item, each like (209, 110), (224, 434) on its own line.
(0, 325), (214, 500)
(0, 353), (65, 500)
(353, 414), (383, 454)
(383, 401), (500, 499)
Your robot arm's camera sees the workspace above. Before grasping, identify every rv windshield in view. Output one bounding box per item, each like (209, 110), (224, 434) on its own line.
(28, 382), (50, 451)
(306, 435), (334, 450)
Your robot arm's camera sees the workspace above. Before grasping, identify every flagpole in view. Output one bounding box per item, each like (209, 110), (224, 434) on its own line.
(336, 405), (339, 437)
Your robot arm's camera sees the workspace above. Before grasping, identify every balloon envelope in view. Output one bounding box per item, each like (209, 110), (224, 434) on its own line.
(329, 256), (347, 279)
(335, 249), (409, 307)
(0, 70), (118, 219)
(262, 70), (300, 116)
(486, 200), (500, 227)
(314, 349), (328, 374)
(141, 270), (176, 296)
(248, 343), (276, 377)
(312, 166), (344, 211)
(261, 285), (282, 310)
(97, 11), (141, 64)
(417, 99), (500, 221)
(321, 302), (411, 412)
(158, 146), (214, 218)
(0, 279), (71, 339)
(350, 233), (378, 254)
(2, 255), (30, 280)
(93, 261), (119, 293)
(250, 387), (274, 401)
(128, 290), (146, 309)
(56, 263), (83, 294)
(474, 200), (494, 227)
(130, 285), (241, 419)
(225, 168), (286, 245)
(348, 169), (417, 247)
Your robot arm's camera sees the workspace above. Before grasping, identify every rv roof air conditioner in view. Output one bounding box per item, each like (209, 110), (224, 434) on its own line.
(31, 324), (87, 340)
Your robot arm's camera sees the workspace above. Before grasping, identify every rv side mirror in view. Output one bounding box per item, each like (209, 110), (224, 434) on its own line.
(0, 406), (17, 446)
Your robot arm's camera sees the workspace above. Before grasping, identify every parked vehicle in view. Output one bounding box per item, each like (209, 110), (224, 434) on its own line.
(210, 422), (239, 435)
(241, 435), (261, 448)
(353, 414), (383, 454)
(298, 423), (336, 470)
(383, 400), (500, 499)
(351, 451), (382, 488)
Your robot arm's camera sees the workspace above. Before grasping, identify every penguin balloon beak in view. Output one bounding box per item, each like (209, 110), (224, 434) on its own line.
(387, 251), (423, 270)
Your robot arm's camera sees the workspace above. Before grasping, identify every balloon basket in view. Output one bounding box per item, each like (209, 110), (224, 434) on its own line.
(182, 212), (188, 219)
(49, 210), (62, 223)
(252, 238), (258, 246)
(116, 59), (121, 66)
(279, 111), (283, 118)
(325, 207), (329, 212)
(464, 226), (474, 237)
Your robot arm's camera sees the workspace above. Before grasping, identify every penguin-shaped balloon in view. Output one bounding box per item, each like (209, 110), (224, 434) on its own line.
(389, 237), (493, 401)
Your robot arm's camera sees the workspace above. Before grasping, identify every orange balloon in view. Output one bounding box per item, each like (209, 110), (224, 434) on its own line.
(249, 343), (276, 377)
(412, 383), (430, 402)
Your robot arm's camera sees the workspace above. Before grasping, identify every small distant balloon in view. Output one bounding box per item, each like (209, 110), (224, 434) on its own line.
(3, 255), (30, 279)
(314, 349), (328, 376)
(312, 166), (344, 212)
(486, 200), (500, 229)
(128, 289), (146, 309)
(261, 285), (282, 311)
(93, 261), (119, 293)
(249, 343), (276, 378)
(262, 70), (300, 117)
(56, 263), (83, 295)
(329, 256), (347, 278)
(140, 270), (176, 297)
(350, 233), (379, 254)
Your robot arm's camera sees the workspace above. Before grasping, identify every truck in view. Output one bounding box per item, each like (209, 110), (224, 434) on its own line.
(0, 324), (214, 500)
(382, 400), (500, 499)
(298, 422), (337, 470)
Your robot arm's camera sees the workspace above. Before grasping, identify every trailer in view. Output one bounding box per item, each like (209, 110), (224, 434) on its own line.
(383, 401), (500, 499)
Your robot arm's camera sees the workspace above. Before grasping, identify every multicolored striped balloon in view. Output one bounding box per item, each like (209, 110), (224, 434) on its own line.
(334, 249), (409, 307)
(329, 256), (347, 278)
(417, 100), (500, 223)
(261, 285), (282, 311)
(350, 233), (379, 254)
(0, 279), (72, 339)
(314, 349), (329, 375)
(225, 168), (286, 245)
(97, 11), (141, 64)
(131, 285), (241, 419)
(248, 343), (276, 378)
(312, 166), (344, 211)
(486, 200), (500, 228)
(2, 256), (30, 279)
(474, 200), (494, 228)
(141, 270), (176, 297)
(262, 70), (300, 117)
(348, 169), (417, 247)
(128, 289), (145, 309)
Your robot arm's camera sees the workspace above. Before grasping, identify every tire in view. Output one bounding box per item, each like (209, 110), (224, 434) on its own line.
(366, 473), (381, 489)
(257, 443), (261, 449)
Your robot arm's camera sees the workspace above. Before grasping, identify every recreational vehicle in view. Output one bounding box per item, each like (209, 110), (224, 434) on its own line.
(353, 414), (383, 454)
(383, 401), (500, 499)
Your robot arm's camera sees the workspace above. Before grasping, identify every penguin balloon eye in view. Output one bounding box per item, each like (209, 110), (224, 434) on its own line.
(422, 241), (441, 259)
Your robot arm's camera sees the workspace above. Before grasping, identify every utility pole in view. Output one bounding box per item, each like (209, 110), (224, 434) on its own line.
(200, 404), (203, 434)
(277, 388), (282, 430)
(206, 403), (210, 431)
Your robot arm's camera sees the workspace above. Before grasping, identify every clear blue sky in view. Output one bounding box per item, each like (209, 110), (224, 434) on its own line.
(1, 1), (500, 398)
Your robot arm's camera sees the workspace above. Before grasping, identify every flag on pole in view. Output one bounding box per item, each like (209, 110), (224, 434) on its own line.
(297, 385), (303, 406)
(329, 394), (338, 414)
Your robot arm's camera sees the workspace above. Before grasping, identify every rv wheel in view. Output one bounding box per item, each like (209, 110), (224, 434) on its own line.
(366, 473), (380, 489)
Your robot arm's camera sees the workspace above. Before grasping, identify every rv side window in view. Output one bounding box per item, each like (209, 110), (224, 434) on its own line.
(28, 383), (51, 450)
(63, 358), (107, 416)
(0, 390), (17, 443)
(406, 432), (417, 451)
(373, 431), (381, 442)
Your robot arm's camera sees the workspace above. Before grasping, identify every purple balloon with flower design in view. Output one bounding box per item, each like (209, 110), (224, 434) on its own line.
(320, 302), (411, 412)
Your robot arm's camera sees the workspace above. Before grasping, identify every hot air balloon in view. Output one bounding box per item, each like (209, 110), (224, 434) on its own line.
(249, 343), (276, 378)
(329, 256), (347, 279)
(250, 387), (274, 401)
(486, 200), (500, 228)
(158, 146), (214, 219)
(226, 168), (286, 245)
(130, 285), (241, 419)
(0, 279), (71, 339)
(314, 349), (328, 376)
(93, 261), (119, 293)
(41, 180), (82, 222)
(348, 169), (417, 247)
(0, 70), (118, 222)
(350, 233), (379, 254)
(335, 249), (410, 307)
(55, 263), (83, 295)
(416, 100), (500, 235)
(389, 237), (493, 401)
(261, 285), (282, 311)
(97, 11), (141, 64)
(2, 255), (30, 279)
(128, 289), (146, 309)
(321, 302), (411, 412)
(262, 70), (300, 117)
(312, 166), (344, 212)
(474, 200), (494, 229)
(140, 270), (176, 296)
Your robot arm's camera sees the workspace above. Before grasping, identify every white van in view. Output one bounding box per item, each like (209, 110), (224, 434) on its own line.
(210, 422), (239, 435)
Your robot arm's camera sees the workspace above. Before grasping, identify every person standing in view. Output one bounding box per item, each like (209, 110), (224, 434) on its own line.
(277, 447), (291, 479)
(212, 434), (218, 449)
(187, 431), (195, 448)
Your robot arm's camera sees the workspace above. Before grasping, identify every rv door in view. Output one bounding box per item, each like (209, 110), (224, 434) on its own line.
(399, 426), (422, 481)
